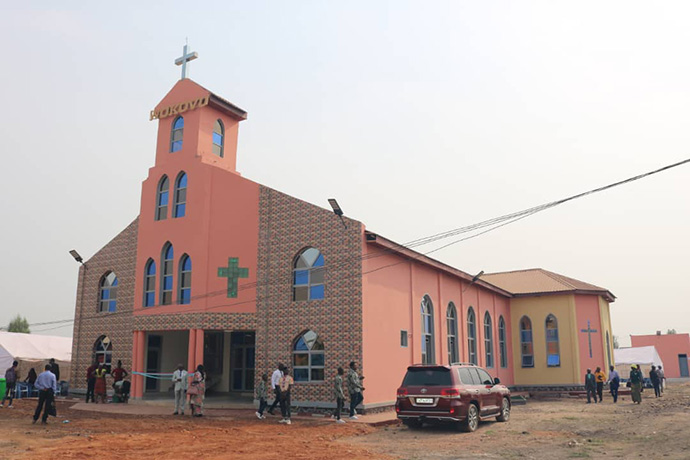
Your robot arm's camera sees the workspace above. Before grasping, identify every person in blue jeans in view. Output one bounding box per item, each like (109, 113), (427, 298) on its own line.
(346, 361), (365, 419)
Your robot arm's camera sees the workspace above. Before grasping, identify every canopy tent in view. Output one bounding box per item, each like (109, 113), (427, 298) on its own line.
(0, 331), (72, 382)
(614, 346), (664, 380)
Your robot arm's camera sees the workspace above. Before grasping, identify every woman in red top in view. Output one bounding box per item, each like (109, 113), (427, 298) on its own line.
(111, 361), (128, 385)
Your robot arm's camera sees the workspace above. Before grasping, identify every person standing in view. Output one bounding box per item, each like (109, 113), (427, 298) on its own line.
(594, 367), (606, 403)
(111, 360), (128, 387)
(48, 358), (60, 382)
(33, 364), (57, 425)
(172, 364), (188, 415)
(278, 369), (294, 425)
(347, 361), (365, 419)
(608, 365), (620, 403)
(658, 366), (666, 393)
(85, 360), (98, 403)
(584, 369), (597, 404)
(1, 361), (18, 408)
(25, 367), (37, 397)
(267, 363), (284, 416)
(255, 373), (268, 419)
(649, 365), (661, 398)
(333, 367), (346, 424)
(188, 364), (206, 417)
(94, 363), (108, 403)
(629, 364), (643, 404)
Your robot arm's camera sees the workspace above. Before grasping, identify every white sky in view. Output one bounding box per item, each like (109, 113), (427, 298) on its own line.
(1, 1), (688, 346)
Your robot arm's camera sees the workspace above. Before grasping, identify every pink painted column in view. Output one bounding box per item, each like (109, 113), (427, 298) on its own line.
(132, 331), (145, 398)
(187, 329), (197, 371)
(194, 329), (205, 370)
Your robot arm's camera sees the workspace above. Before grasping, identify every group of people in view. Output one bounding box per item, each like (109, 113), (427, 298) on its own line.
(1, 359), (58, 410)
(253, 361), (364, 425)
(85, 359), (129, 403)
(584, 364), (666, 405)
(172, 363), (207, 417)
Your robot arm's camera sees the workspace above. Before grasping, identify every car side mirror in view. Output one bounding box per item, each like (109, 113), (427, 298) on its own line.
(493, 377), (501, 385)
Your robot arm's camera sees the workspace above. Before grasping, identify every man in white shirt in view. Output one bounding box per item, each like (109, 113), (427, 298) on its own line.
(172, 364), (188, 415)
(33, 364), (57, 424)
(267, 363), (284, 416)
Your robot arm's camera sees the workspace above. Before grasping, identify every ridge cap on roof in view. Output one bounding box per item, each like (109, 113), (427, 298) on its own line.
(484, 268), (544, 276)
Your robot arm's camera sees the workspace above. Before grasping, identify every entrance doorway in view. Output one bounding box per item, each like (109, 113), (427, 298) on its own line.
(679, 354), (689, 377)
(146, 334), (162, 391)
(230, 331), (255, 391)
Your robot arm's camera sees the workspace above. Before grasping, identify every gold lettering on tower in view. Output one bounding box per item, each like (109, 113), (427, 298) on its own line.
(149, 95), (210, 121)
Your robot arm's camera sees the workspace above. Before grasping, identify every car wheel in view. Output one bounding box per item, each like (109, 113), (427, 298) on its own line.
(460, 403), (479, 432)
(496, 397), (510, 422)
(403, 419), (422, 429)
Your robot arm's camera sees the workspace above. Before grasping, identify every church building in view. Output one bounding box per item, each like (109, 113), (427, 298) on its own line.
(70, 55), (617, 409)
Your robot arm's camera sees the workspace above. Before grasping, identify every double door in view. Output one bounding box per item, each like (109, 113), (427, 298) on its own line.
(230, 332), (255, 391)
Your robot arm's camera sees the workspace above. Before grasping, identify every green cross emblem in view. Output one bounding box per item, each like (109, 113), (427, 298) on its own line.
(217, 257), (249, 298)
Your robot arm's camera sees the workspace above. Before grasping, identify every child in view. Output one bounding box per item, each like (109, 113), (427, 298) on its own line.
(333, 367), (346, 424)
(278, 369), (294, 425)
(256, 373), (268, 419)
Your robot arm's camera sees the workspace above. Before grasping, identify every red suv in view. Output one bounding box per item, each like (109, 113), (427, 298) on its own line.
(396, 363), (511, 432)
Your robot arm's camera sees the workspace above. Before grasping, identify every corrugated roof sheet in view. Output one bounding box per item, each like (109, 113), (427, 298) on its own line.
(482, 268), (614, 300)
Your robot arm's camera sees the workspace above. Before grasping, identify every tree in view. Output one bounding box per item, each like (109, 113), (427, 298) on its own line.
(613, 335), (620, 349)
(667, 329), (677, 335)
(7, 315), (30, 333)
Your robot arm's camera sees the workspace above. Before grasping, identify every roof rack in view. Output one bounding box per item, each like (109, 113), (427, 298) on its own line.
(450, 362), (478, 366)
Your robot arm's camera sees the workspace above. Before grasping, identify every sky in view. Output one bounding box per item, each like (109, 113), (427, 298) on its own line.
(0, 1), (688, 346)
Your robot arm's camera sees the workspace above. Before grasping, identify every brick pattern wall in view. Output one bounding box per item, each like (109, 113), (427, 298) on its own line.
(133, 312), (256, 331)
(70, 219), (139, 390)
(256, 186), (363, 405)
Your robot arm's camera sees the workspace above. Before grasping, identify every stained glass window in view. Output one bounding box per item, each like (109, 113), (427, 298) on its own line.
(293, 330), (324, 382)
(293, 248), (325, 301)
(546, 314), (560, 367)
(170, 116), (184, 152)
(98, 272), (118, 313)
(447, 303), (458, 364)
(520, 316), (534, 368)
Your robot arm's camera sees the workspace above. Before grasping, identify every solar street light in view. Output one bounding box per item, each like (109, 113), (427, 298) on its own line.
(328, 198), (347, 229)
(69, 249), (84, 264)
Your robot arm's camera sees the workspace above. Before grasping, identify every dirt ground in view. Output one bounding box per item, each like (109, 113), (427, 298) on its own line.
(1, 382), (690, 460)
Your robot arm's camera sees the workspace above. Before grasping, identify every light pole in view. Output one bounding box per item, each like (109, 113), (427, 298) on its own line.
(70, 249), (86, 389)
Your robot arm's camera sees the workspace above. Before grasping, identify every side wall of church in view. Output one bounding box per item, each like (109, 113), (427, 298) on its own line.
(256, 186), (363, 407)
(69, 219), (139, 391)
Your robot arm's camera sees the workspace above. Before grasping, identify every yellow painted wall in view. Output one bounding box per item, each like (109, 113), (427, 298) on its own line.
(511, 295), (581, 385)
(598, 297), (615, 371)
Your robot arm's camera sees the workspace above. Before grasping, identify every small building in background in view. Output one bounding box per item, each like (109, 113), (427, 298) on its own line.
(631, 332), (690, 378)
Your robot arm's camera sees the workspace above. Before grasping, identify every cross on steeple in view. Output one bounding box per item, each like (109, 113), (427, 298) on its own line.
(218, 257), (249, 298)
(580, 320), (598, 358)
(174, 40), (198, 80)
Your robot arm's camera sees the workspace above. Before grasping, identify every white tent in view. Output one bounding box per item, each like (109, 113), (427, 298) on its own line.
(0, 331), (72, 381)
(614, 346), (664, 380)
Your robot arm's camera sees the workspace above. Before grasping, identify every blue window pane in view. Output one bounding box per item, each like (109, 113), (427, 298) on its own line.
(175, 203), (186, 218)
(294, 337), (308, 351)
(314, 254), (324, 267)
(101, 289), (110, 300)
(547, 354), (560, 366)
(177, 173), (187, 188)
(213, 132), (223, 145)
(159, 191), (169, 206)
(173, 117), (184, 129)
(294, 369), (309, 382)
(165, 245), (174, 259)
(310, 284), (324, 300)
(112, 277), (119, 286)
(181, 289), (190, 305)
(145, 292), (155, 307)
(311, 353), (324, 366)
(164, 276), (173, 290)
(171, 141), (182, 152)
(294, 270), (308, 285)
(521, 331), (532, 342)
(109, 300), (116, 312)
(147, 262), (156, 275)
(182, 256), (191, 271)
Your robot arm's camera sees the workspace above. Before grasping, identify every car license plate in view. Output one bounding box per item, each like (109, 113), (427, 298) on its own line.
(416, 398), (433, 404)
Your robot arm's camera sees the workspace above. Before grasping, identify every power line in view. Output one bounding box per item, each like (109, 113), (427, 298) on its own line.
(6, 157), (690, 332)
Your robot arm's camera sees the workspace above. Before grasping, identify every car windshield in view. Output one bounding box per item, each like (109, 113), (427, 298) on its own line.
(402, 368), (452, 386)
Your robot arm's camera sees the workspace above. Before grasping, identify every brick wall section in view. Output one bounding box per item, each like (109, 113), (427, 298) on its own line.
(257, 186), (363, 405)
(133, 312), (256, 331)
(70, 219), (139, 391)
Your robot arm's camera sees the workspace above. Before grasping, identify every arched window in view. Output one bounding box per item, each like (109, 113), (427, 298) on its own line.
(293, 248), (325, 301)
(545, 314), (560, 367)
(160, 243), (174, 305)
(178, 254), (192, 305)
(144, 259), (156, 307)
(520, 316), (534, 368)
(293, 330), (324, 382)
(170, 116), (184, 152)
(606, 331), (612, 369)
(173, 172), (187, 218)
(212, 119), (224, 157)
(421, 295), (435, 364)
(156, 176), (169, 221)
(498, 316), (508, 368)
(447, 302), (458, 364)
(98, 272), (118, 312)
(467, 307), (477, 365)
(484, 312), (494, 368)
(93, 336), (113, 371)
